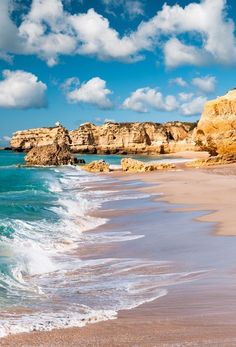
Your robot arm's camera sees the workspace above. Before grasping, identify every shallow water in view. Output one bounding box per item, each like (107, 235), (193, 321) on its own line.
(0, 151), (235, 337)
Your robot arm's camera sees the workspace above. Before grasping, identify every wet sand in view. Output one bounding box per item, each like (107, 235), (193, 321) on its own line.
(120, 163), (236, 236)
(1, 163), (236, 347)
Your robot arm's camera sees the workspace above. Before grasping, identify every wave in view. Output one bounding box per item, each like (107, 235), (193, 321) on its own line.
(0, 165), (208, 338)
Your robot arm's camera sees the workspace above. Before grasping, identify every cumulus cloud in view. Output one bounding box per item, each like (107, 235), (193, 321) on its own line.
(123, 86), (207, 116)
(18, 0), (76, 66)
(180, 96), (207, 116)
(65, 77), (113, 109)
(178, 92), (194, 102)
(170, 77), (188, 88)
(0, 70), (47, 109)
(0, 0), (235, 67)
(164, 38), (209, 68)
(122, 87), (179, 113)
(102, 0), (144, 19)
(192, 75), (216, 93)
(2, 135), (11, 142)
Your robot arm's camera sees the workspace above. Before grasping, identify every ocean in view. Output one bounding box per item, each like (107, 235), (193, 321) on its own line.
(0, 151), (210, 337)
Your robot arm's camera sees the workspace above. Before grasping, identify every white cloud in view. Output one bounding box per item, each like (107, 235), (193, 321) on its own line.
(192, 75), (216, 93)
(2, 135), (11, 141)
(69, 8), (145, 62)
(102, 0), (144, 18)
(125, 0), (144, 18)
(18, 0), (76, 66)
(104, 118), (116, 123)
(178, 92), (194, 102)
(170, 77), (188, 88)
(164, 38), (209, 68)
(0, 0), (235, 67)
(122, 87), (179, 113)
(65, 77), (113, 109)
(0, 0), (20, 61)
(61, 77), (80, 90)
(180, 96), (207, 116)
(0, 70), (47, 109)
(123, 86), (208, 116)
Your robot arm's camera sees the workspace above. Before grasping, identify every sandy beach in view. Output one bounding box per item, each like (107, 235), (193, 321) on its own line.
(120, 163), (236, 236)
(1, 163), (236, 347)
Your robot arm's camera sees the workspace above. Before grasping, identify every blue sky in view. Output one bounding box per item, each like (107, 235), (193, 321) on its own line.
(0, 0), (236, 144)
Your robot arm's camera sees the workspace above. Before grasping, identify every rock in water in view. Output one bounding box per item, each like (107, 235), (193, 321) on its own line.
(195, 89), (236, 155)
(25, 125), (76, 166)
(121, 158), (175, 173)
(25, 144), (76, 166)
(83, 160), (110, 173)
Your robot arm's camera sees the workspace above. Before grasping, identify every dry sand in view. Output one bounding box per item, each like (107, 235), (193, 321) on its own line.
(1, 163), (236, 347)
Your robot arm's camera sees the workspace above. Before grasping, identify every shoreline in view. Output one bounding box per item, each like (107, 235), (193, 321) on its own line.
(1, 162), (236, 346)
(117, 163), (236, 236)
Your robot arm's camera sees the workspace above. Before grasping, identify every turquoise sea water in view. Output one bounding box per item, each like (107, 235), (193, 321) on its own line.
(0, 151), (203, 337)
(0, 151), (169, 336)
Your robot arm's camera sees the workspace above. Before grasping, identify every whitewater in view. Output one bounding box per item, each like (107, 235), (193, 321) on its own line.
(0, 151), (206, 337)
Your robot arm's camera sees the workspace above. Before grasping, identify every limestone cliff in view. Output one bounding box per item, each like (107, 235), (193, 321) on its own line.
(11, 125), (71, 152)
(11, 121), (196, 155)
(24, 125), (76, 166)
(69, 121), (196, 154)
(195, 89), (236, 155)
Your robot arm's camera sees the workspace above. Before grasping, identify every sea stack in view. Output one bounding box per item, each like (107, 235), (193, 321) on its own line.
(25, 125), (76, 166)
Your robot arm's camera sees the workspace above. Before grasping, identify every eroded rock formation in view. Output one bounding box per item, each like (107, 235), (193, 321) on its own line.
(121, 158), (176, 173)
(69, 121), (196, 154)
(186, 154), (236, 168)
(10, 88), (236, 158)
(195, 89), (236, 155)
(83, 160), (110, 173)
(25, 144), (76, 166)
(11, 125), (71, 152)
(25, 126), (76, 166)
(11, 121), (196, 155)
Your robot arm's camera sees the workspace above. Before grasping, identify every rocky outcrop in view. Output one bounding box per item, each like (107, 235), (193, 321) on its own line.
(25, 126), (76, 166)
(25, 144), (76, 166)
(121, 158), (176, 173)
(11, 125), (71, 152)
(70, 121), (196, 154)
(83, 160), (110, 173)
(194, 89), (236, 155)
(186, 154), (236, 168)
(11, 121), (196, 155)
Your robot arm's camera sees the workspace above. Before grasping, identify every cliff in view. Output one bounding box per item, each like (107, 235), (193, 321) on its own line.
(24, 125), (76, 166)
(11, 88), (236, 157)
(11, 121), (196, 155)
(69, 121), (196, 154)
(195, 89), (236, 155)
(11, 125), (71, 152)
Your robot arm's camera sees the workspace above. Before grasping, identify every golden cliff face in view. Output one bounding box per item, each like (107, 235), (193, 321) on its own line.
(69, 121), (196, 154)
(11, 121), (196, 155)
(10, 126), (71, 151)
(195, 89), (236, 154)
(9, 91), (236, 158)
(23, 126), (76, 166)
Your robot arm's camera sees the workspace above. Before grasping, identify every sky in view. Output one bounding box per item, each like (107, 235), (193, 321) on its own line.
(0, 0), (236, 144)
